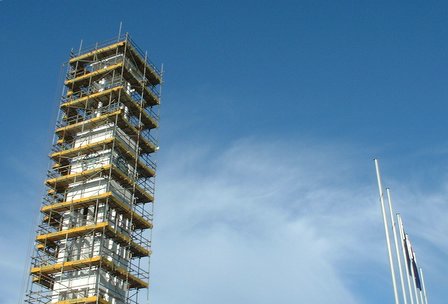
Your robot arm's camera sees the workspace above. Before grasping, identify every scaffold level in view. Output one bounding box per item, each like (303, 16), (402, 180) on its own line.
(24, 33), (162, 304)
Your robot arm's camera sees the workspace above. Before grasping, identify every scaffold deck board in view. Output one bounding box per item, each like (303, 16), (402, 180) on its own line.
(41, 192), (153, 230)
(35, 221), (150, 257)
(31, 255), (148, 289)
(50, 136), (156, 179)
(45, 164), (153, 203)
(56, 296), (110, 304)
(46, 164), (111, 189)
(126, 43), (162, 85)
(55, 110), (122, 136)
(69, 40), (161, 85)
(65, 63), (123, 87)
(55, 111), (157, 154)
(63, 86), (123, 108)
(62, 85), (159, 122)
(69, 41), (125, 64)
(51, 138), (114, 160)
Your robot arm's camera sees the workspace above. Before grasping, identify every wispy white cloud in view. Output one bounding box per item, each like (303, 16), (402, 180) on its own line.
(150, 138), (392, 304)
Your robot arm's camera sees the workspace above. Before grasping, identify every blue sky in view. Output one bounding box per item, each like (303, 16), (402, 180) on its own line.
(1, 0), (447, 303)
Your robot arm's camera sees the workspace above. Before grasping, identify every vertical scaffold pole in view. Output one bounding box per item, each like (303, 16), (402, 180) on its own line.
(374, 159), (400, 304)
(118, 21), (123, 41)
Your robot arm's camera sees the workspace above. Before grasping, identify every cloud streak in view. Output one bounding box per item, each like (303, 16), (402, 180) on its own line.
(150, 138), (393, 304)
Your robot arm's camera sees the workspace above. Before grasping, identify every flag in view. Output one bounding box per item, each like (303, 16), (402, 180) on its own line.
(404, 233), (422, 290)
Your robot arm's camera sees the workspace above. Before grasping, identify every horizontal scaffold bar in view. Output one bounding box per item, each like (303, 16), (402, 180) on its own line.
(65, 63), (123, 86)
(66, 60), (157, 93)
(50, 137), (155, 178)
(31, 255), (148, 289)
(55, 110), (157, 154)
(56, 296), (110, 304)
(41, 192), (152, 230)
(36, 221), (150, 257)
(45, 164), (154, 203)
(69, 40), (161, 85)
(64, 83), (159, 109)
(61, 87), (158, 130)
(69, 41), (125, 64)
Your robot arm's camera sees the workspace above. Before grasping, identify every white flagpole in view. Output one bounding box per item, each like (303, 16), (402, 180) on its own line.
(374, 159), (400, 304)
(406, 234), (420, 304)
(413, 253), (425, 304)
(386, 188), (408, 304)
(397, 214), (415, 304)
(419, 268), (428, 304)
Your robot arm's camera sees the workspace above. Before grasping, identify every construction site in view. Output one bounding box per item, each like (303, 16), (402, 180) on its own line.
(24, 34), (162, 304)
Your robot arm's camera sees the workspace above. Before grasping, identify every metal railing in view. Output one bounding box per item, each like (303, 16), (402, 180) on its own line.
(69, 33), (161, 81)
(127, 35), (162, 77)
(56, 102), (123, 128)
(25, 282), (140, 304)
(32, 234), (150, 272)
(61, 78), (160, 111)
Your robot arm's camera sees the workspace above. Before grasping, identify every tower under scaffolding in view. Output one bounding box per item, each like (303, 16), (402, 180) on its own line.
(24, 34), (162, 304)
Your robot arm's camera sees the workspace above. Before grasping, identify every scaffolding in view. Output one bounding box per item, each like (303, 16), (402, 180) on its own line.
(24, 33), (162, 304)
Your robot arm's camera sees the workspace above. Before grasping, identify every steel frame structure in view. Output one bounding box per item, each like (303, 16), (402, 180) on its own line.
(24, 33), (162, 304)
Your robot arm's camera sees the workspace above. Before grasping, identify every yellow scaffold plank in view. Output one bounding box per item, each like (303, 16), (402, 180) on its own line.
(109, 164), (154, 203)
(61, 86), (124, 109)
(41, 192), (153, 230)
(50, 137), (155, 178)
(36, 243), (57, 256)
(119, 122), (157, 155)
(62, 85), (159, 110)
(68, 40), (160, 85)
(46, 164), (112, 189)
(31, 256), (148, 289)
(45, 163), (153, 203)
(119, 90), (158, 129)
(31, 256), (101, 274)
(126, 44), (162, 85)
(101, 257), (149, 289)
(50, 138), (114, 159)
(55, 110), (157, 154)
(65, 63), (123, 86)
(41, 192), (111, 212)
(55, 110), (122, 136)
(104, 224), (151, 257)
(56, 296), (110, 304)
(32, 274), (53, 289)
(113, 140), (156, 178)
(36, 222), (108, 243)
(36, 221), (150, 257)
(69, 41), (125, 64)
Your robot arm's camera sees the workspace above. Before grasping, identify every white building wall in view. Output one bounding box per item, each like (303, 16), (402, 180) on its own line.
(51, 124), (137, 303)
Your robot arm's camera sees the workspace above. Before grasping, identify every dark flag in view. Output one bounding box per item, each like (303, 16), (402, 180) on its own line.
(404, 233), (422, 290)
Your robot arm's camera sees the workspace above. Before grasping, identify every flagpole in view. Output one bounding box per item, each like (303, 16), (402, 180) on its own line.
(397, 214), (415, 304)
(386, 188), (408, 304)
(374, 159), (400, 304)
(406, 234), (420, 304)
(419, 288), (425, 304)
(413, 253), (425, 304)
(419, 268), (428, 304)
